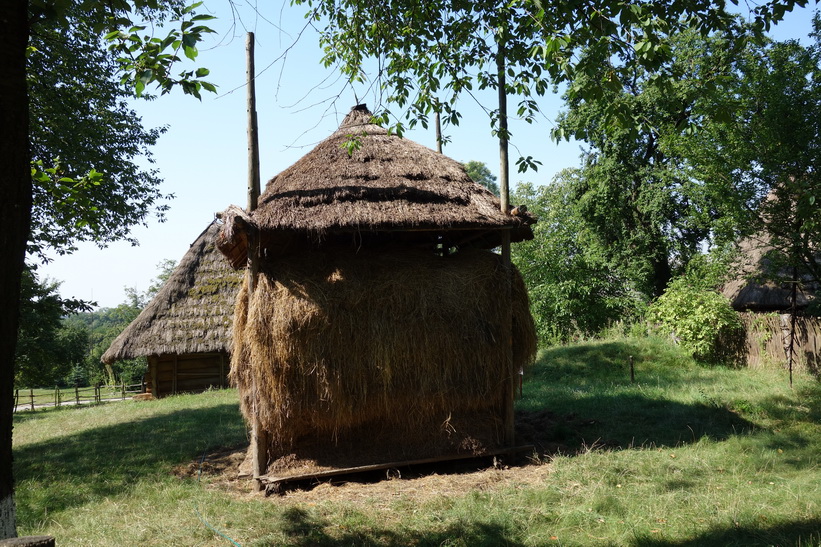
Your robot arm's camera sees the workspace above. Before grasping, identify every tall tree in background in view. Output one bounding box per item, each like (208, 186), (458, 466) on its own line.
(464, 161), (500, 196)
(670, 22), (821, 286)
(513, 175), (643, 343)
(15, 268), (90, 388)
(555, 25), (757, 298)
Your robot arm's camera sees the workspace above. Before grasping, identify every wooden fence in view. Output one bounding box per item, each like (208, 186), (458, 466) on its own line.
(13, 382), (145, 413)
(739, 312), (821, 374)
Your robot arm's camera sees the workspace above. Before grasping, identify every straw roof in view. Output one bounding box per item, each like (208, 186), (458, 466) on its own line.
(217, 105), (535, 267)
(101, 220), (244, 364)
(721, 235), (818, 312)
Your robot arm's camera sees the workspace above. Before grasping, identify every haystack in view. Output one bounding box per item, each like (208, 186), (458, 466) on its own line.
(218, 105), (538, 472)
(102, 220), (244, 396)
(721, 235), (820, 373)
(231, 248), (536, 463)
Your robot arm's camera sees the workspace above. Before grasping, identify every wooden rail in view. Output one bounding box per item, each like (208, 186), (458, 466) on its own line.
(12, 382), (145, 413)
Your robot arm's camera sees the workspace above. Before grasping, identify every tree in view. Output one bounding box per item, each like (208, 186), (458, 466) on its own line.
(666, 22), (821, 380)
(1, 1), (214, 537)
(464, 161), (500, 196)
(0, 2), (32, 536)
(669, 23), (821, 286)
(27, 12), (172, 259)
(552, 23), (774, 299)
(295, 0), (806, 150)
(14, 267), (90, 388)
(512, 175), (644, 343)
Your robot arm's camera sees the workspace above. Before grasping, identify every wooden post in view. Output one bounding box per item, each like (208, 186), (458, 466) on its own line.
(172, 355), (178, 395)
(630, 355), (635, 383)
(246, 32), (268, 490)
(788, 267), (798, 389)
(150, 358), (159, 398)
(435, 111), (442, 153)
(29, 389), (34, 412)
(74, 386), (79, 405)
(497, 36), (516, 447)
(247, 32), (260, 213)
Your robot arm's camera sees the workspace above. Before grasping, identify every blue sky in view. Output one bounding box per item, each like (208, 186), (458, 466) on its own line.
(40, 0), (818, 308)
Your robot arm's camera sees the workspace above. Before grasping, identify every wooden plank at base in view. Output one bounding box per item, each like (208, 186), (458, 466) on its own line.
(260, 444), (534, 492)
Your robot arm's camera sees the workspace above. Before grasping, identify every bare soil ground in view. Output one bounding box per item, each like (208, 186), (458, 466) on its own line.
(173, 409), (601, 506)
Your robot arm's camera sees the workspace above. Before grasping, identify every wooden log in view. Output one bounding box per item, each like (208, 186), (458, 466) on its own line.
(0, 536), (55, 547)
(261, 445), (535, 495)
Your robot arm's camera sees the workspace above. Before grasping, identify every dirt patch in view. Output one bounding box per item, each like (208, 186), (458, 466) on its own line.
(174, 410), (598, 505)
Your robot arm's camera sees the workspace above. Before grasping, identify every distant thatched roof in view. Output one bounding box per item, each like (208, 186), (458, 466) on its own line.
(217, 105), (535, 268)
(101, 220), (244, 364)
(721, 235), (817, 312)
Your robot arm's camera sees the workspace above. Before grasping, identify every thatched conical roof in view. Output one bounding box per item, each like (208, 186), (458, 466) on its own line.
(101, 220), (244, 364)
(721, 235), (817, 312)
(217, 105), (535, 267)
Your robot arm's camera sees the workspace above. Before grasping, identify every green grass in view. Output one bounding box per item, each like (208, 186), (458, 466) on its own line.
(12, 337), (821, 546)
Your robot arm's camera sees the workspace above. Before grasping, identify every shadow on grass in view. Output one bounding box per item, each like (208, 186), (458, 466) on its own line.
(14, 402), (246, 527)
(632, 517), (821, 546)
(267, 506), (525, 547)
(517, 341), (762, 455)
(516, 394), (757, 455)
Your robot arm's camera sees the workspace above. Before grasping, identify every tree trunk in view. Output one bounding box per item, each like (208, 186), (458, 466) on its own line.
(0, 0), (32, 539)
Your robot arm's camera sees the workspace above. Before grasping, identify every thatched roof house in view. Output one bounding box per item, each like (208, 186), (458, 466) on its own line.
(721, 235), (817, 311)
(721, 235), (819, 373)
(102, 220), (244, 397)
(218, 105), (538, 477)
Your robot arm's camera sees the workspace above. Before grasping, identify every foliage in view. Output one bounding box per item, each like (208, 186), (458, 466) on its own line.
(512, 177), (645, 345)
(66, 259), (174, 386)
(145, 258), (176, 299)
(14, 267), (90, 388)
(463, 161), (499, 196)
(668, 17), (821, 289)
(294, 0), (803, 158)
(298, 0), (549, 160)
(27, 8), (174, 260)
(555, 25), (754, 299)
(66, 297), (146, 387)
(104, 1), (217, 99)
(649, 264), (744, 365)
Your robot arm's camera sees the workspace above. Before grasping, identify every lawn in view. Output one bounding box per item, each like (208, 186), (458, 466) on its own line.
(12, 335), (821, 546)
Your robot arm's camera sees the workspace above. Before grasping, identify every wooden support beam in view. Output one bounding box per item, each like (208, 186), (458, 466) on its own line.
(260, 445), (535, 495)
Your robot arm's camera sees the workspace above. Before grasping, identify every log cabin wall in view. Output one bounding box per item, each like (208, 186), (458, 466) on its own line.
(145, 352), (228, 398)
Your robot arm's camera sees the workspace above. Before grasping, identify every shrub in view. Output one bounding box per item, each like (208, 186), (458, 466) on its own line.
(649, 277), (744, 366)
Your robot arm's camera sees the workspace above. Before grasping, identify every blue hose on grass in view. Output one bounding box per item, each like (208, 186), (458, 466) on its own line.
(195, 450), (243, 547)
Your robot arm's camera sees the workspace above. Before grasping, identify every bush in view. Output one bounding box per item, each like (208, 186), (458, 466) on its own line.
(649, 277), (744, 366)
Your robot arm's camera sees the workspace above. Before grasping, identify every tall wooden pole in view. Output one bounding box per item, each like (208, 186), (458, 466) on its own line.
(788, 266), (797, 389)
(246, 32), (267, 490)
(435, 111), (443, 153)
(497, 36), (515, 447)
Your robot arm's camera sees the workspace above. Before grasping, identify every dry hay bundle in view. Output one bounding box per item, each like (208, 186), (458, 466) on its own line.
(231, 248), (536, 453)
